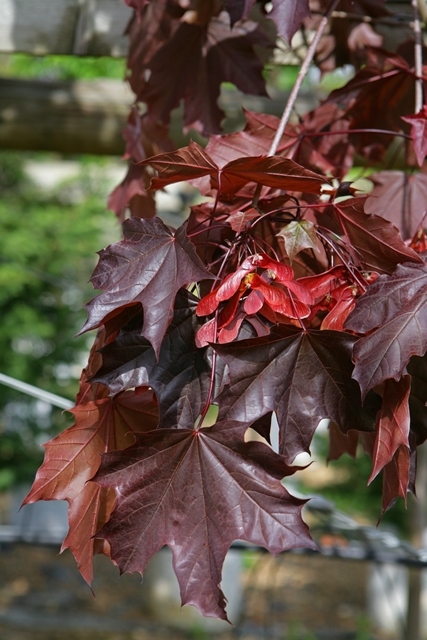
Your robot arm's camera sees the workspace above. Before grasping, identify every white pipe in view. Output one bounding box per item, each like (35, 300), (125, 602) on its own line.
(0, 372), (73, 410)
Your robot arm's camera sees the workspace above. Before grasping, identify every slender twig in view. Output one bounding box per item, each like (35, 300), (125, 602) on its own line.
(412, 0), (424, 113)
(268, 0), (341, 157)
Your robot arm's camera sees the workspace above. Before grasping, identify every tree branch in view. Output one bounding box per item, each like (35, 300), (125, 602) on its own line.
(412, 0), (424, 113)
(268, 0), (341, 157)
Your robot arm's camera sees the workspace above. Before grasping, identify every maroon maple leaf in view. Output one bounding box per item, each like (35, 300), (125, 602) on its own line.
(131, 10), (273, 134)
(368, 376), (411, 484)
(346, 259), (427, 398)
(93, 421), (315, 620)
(215, 327), (378, 462)
(80, 217), (213, 356)
(144, 141), (328, 196)
(321, 197), (422, 273)
(23, 388), (158, 584)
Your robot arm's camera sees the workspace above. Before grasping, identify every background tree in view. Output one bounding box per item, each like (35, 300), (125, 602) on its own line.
(23, 0), (427, 622)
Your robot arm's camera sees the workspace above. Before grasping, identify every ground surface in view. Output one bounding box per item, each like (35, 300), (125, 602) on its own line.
(0, 543), (392, 640)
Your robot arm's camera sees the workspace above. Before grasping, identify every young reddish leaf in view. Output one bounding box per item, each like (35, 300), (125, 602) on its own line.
(219, 155), (327, 196)
(215, 327), (378, 463)
(277, 219), (319, 260)
(23, 388), (158, 584)
(80, 217), (213, 357)
(326, 198), (422, 273)
(368, 376), (411, 484)
(346, 260), (427, 399)
(365, 171), (427, 240)
(381, 444), (413, 513)
(402, 106), (427, 167)
(94, 291), (213, 428)
(60, 483), (116, 585)
(143, 141), (218, 191)
(93, 421), (315, 620)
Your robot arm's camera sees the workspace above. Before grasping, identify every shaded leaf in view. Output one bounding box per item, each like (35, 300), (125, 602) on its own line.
(93, 421), (315, 620)
(108, 164), (156, 222)
(346, 260), (427, 398)
(407, 354), (427, 443)
(94, 290), (213, 428)
(135, 11), (272, 134)
(327, 424), (359, 463)
(328, 49), (419, 146)
(216, 327), (377, 463)
(223, 0), (256, 25)
(269, 0), (310, 43)
(365, 171), (427, 240)
(81, 217), (213, 356)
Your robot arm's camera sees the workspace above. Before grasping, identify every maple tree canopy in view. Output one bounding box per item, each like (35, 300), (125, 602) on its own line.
(24, 0), (427, 622)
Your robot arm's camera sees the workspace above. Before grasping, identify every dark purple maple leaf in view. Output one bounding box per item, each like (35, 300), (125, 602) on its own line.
(269, 0), (310, 43)
(80, 217), (213, 357)
(346, 260), (427, 398)
(223, 0), (256, 25)
(407, 354), (427, 443)
(215, 327), (378, 463)
(93, 290), (213, 428)
(93, 421), (315, 620)
(137, 11), (273, 134)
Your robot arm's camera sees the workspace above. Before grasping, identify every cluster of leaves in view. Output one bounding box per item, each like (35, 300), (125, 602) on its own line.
(24, 0), (427, 622)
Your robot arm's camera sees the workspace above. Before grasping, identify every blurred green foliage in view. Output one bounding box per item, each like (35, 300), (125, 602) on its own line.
(0, 52), (125, 81)
(0, 51), (124, 488)
(0, 150), (119, 487)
